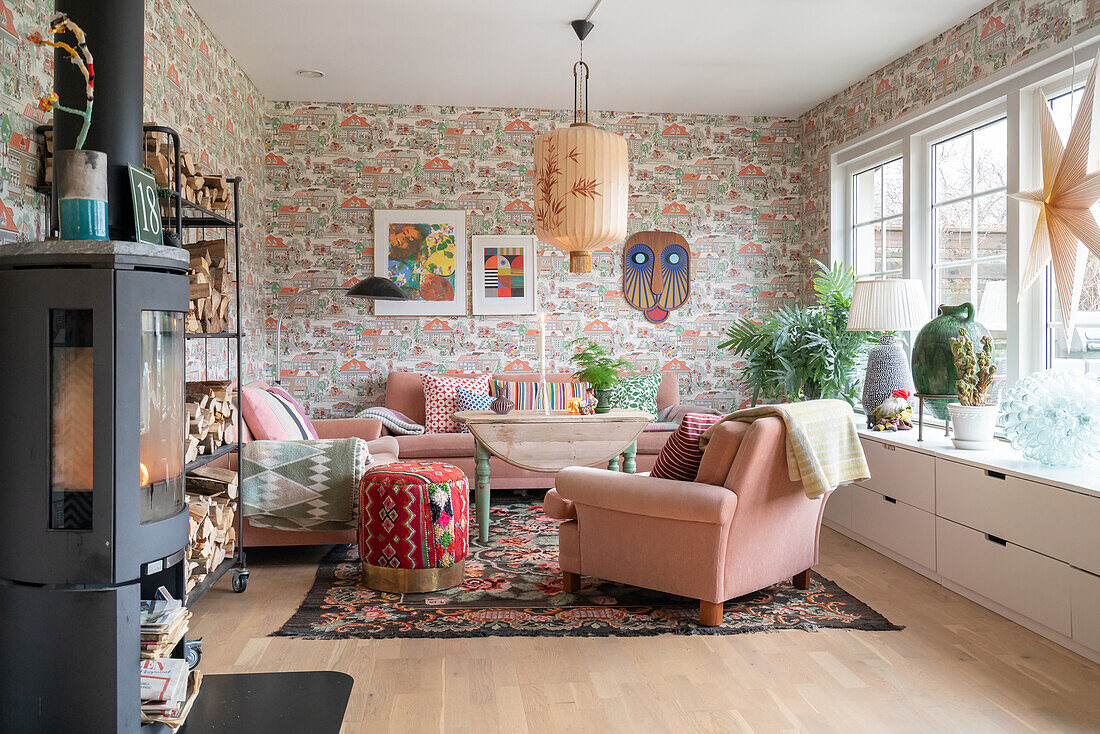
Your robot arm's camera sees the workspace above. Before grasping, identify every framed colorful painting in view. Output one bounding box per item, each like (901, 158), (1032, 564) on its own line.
(472, 235), (537, 315)
(374, 209), (467, 316)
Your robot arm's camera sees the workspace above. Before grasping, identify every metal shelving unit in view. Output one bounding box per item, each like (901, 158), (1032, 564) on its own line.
(151, 124), (249, 604)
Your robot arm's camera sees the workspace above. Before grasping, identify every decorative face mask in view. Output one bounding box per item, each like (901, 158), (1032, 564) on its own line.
(623, 231), (691, 323)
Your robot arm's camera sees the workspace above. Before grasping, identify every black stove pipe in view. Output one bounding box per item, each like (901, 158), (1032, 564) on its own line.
(53, 0), (144, 242)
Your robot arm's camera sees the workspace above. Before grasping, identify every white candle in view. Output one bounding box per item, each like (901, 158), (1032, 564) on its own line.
(538, 312), (548, 414)
(537, 312), (546, 375)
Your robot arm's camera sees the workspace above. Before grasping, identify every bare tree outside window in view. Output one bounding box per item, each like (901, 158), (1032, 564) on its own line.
(931, 118), (1008, 400)
(852, 157), (903, 279)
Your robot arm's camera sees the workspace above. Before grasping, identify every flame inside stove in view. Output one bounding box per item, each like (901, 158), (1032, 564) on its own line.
(139, 462), (150, 486)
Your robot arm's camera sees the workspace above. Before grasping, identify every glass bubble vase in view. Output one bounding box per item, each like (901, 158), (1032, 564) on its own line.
(1000, 369), (1100, 467)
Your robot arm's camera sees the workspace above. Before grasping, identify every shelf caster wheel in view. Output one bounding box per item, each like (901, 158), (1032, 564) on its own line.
(231, 569), (249, 593)
(183, 638), (203, 669)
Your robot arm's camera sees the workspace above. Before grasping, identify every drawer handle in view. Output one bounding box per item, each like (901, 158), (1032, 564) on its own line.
(985, 470), (1006, 480)
(985, 533), (1008, 546)
(883, 495), (897, 504)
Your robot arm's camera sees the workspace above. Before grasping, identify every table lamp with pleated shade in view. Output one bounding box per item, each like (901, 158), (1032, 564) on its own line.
(846, 279), (928, 424)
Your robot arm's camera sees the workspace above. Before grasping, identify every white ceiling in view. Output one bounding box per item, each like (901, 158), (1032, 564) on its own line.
(188, 0), (993, 117)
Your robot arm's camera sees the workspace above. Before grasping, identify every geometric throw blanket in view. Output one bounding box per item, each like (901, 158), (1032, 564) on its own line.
(242, 438), (369, 531)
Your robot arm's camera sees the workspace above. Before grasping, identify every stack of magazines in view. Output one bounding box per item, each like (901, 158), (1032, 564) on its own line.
(140, 657), (201, 730)
(140, 598), (191, 660)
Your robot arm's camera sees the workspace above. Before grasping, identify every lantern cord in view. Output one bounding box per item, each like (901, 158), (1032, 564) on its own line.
(574, 61), (589, 124)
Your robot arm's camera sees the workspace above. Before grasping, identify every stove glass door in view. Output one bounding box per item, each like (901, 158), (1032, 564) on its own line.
(139, 310), (185, 524)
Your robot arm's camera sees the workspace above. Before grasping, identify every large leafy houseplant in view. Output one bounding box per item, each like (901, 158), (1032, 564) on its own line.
(568, 338), (633, 413)
(718, 262), (874, 406)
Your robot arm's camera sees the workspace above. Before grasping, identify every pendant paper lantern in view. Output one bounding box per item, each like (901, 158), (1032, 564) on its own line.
(533, 19), (628, 274)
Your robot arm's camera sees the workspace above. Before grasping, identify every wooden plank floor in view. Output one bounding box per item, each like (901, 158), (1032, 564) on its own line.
(190, 527), (1100, 733)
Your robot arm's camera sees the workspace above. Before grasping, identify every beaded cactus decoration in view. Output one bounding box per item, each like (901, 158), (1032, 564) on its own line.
(1001, 370), (1100, 467)
(949, 328), (996, 406)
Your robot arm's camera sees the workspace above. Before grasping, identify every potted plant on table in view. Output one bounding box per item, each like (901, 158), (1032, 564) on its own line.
(718, 262), (875, 406)
(947, 327), (998, 449)
(568, 338), (633, 414)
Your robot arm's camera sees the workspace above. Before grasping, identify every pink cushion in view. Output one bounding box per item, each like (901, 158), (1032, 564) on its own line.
(422, 373), (491, 434)
(241, 386), (317, 440)
(650, 413), (722, 481)
(266, 386), (319, 438)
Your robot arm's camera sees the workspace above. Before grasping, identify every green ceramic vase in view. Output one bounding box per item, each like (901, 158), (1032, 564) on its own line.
(911, 302), (990, 420)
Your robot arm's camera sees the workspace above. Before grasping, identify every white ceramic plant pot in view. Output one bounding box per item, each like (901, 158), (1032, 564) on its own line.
(947, 403), (999, 450)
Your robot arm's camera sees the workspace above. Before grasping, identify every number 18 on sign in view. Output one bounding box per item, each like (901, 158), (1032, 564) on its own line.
(128, 164), (163, 246)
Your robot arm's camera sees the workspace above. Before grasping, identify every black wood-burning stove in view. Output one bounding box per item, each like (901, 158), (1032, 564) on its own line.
(0, 240), (189, 732)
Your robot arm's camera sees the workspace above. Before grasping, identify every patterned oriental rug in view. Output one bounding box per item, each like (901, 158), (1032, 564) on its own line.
(273, 498), (902, 639)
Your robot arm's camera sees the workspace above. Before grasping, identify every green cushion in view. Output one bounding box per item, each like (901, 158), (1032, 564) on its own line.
(608, 373), (662, 415)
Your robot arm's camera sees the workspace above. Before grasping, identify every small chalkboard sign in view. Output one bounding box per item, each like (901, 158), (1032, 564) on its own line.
(128, 164), (163, 246)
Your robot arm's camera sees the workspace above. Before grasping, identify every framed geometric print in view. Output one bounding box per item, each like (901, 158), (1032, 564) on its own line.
(374, 209), (467, 316)
(472, 235), (536, 315)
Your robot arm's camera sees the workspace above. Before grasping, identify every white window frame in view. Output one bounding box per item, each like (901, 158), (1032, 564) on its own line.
(849, 155), (905, 279)
(926, 114), (1009, 316)
(830, 28), (1100, 391)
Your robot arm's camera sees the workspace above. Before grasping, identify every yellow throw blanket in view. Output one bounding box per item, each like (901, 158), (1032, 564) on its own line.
(700, 399), (869, 499)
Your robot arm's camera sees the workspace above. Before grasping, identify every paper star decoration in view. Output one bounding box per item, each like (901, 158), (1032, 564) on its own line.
(1011, 52), (1100, 338)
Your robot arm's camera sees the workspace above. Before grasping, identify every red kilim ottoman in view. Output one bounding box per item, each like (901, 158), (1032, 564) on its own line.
(358, 461), (469, 593)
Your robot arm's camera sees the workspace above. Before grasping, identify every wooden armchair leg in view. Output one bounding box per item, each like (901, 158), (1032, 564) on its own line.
(699, 600), (724, 626)
(793, 568), (811, 590)
(563, 571), (581, 593)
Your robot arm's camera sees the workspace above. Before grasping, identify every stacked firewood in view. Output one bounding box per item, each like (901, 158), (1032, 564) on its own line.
(185, 465), (238, 593)
(185, 238), (231, 333)
(143, 127), (232, 211)
(184, 381), (237, 464)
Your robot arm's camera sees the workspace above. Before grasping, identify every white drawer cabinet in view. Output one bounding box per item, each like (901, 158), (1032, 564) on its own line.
(850, 485), (936, 571)
(936, 517), (1073, 637)
(822, 484), (852, 530)
(936, 458), (1100, 577)
(1071, 568), (1100, 652)
(859, 438), (935, 512)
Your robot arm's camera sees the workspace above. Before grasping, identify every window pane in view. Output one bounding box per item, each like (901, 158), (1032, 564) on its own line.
(936, 264), (972, 308)
(974, 193), (1006, 257)
(855, 223), (882, 276)
(884, 216), (903, 272)
(935, 199), (972, 263)
(1049, 89), (1080, 143)
(854, 166), (882, 223)
(934, 131), (972, 202)
(883, 158), (903, 217)
(1049, 252), (1100, 375)
(974, 119), (1007, 193)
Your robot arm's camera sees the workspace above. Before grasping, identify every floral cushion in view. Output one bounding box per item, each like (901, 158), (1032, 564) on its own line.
(607, 373), (662, 415)
(650, 413), (722, 481)
(454, 388), (494, 433)
(421, 373), (491, 434)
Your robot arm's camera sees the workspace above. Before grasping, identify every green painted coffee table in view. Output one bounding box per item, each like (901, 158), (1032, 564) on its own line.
(451, 409), (653, 542)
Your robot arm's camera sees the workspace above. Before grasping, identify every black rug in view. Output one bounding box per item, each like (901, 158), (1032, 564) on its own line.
(274, 499), (902, 639)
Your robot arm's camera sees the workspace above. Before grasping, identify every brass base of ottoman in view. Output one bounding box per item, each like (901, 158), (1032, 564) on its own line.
(361, 559), (466, 593)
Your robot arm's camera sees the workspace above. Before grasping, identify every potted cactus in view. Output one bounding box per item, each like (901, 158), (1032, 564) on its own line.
(946, 327), (998, 449)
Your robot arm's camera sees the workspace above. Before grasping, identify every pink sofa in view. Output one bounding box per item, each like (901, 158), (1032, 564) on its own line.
(234, 380), (400, 548)
(382, 371), (680, 487)
(543, 417), (829, 626)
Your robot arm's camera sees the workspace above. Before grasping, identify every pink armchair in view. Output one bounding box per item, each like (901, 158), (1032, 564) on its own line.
(543, 416), (829, 625)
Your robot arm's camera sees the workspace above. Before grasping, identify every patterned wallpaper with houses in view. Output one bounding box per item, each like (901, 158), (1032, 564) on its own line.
(263, 103), (805, 417)
(0, 0), (267, 380)
(799, 0), (1100, 264)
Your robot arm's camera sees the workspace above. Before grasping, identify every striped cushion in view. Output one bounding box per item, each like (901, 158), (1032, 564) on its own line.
(455, 388), (494, 433)
(491, 379), (591, 411)
(241, 386), (317, 441)
(650, 413), (722, 481)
